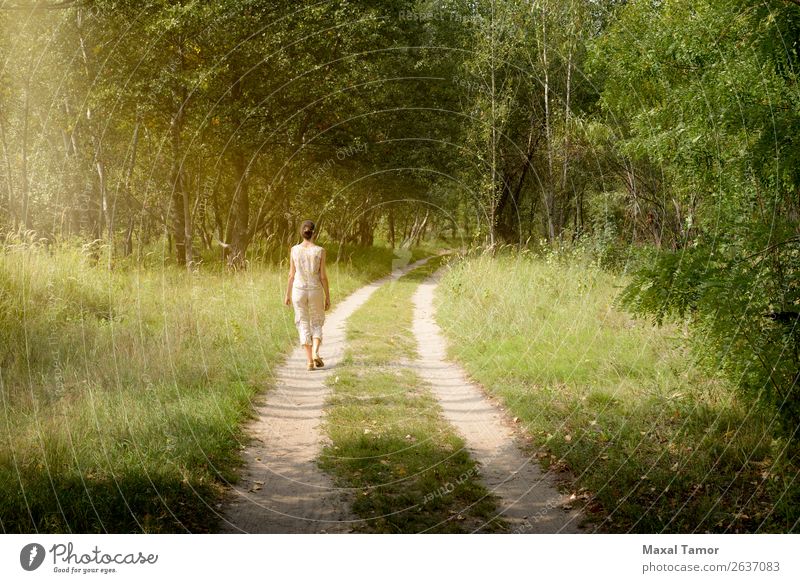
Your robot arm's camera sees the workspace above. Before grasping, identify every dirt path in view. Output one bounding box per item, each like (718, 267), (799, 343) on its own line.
(411, 266), (584, 533)
(219, 256), (434, 533)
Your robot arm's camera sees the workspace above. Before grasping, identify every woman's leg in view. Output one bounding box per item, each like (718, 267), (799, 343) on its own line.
(309, 287), (325, 362)
(292, 288), (315, 366)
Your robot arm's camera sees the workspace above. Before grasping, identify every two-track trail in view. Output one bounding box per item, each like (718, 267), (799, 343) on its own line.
(412, 267), (583, 533)
(219, 253), (583, 533)
(219, 256), (434, 533)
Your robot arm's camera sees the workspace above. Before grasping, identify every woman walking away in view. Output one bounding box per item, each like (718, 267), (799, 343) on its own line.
(284, 220), (331, 370)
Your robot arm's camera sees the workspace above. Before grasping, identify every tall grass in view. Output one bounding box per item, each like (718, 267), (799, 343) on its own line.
(435, 250), (799, 533)
(0, 240), (416, 533)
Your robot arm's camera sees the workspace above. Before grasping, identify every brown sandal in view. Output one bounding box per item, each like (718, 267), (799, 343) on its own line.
(313, 357), (324, 368)
(307, 361), (315, 371)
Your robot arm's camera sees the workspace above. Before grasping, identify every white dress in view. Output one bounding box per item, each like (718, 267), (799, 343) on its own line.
(291, 244), (325, 345)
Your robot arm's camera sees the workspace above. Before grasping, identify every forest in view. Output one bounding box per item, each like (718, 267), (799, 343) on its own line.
(1, 0), (799, 534)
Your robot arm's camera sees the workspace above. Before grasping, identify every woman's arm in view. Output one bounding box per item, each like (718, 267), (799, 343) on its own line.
(284, 251), (296, 306)
(320, 248), (331, 310)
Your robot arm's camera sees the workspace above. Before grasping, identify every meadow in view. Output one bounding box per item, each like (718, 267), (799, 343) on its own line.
(3, 240), (797, 533)
(435, 250), (799, 533)
(0, 239), (427, 533)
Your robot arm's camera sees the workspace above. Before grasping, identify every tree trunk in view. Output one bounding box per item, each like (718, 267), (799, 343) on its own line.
(488, 0), (497, 248)
(183, 176), (193, 267)
(496, 117), (540, 242)
(77, 6), (103, 242)
(171, 95), (188, 267)
(388, 208), (395, 248)
(195, 169), (213, 252)
(228, 149), (250, 269)
(170, 154), (187, 266)
(404, 212), (415, 245)
(0, 104), (15, 230)
(541, 5), (556, 242)
(122, 119), (140, 257)
(414, 211), (429, 246)
(96, 158), (109, 239)
(21, 76), (30, 231)
(359, 214), (373, 247)
(560, 26), (574, 238)
(170, 39), (191, 269)
(409, 210), (429, 246)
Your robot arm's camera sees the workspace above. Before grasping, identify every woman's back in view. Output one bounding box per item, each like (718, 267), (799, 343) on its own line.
(291, 244), (323, 289)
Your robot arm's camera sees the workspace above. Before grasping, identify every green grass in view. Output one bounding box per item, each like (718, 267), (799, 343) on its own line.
(0, 240), (425, 533)
(319, 255), (507, 533)
(435, 251), (800, 533)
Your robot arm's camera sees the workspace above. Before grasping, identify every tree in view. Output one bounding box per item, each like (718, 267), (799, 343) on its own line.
(595, 0), (800, 434)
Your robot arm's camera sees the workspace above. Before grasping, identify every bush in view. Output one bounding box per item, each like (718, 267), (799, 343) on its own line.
(619, 242), (800, 438)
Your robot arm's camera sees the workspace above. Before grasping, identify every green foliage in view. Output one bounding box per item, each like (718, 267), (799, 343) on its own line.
(621, 241), (800, 434)
(0, 0), (460, 262)
(592, 0), (800, 436)
(3, 0), (800, 530)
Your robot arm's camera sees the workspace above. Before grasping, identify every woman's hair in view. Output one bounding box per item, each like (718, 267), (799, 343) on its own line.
(300, 219), (315, 240)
